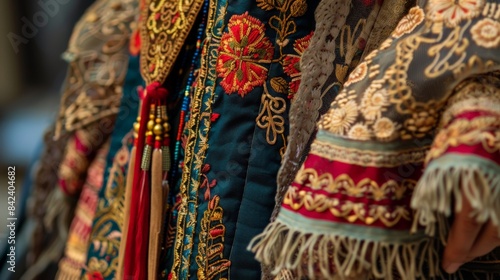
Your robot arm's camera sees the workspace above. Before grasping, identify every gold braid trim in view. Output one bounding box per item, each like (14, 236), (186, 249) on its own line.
(139, 0), (205, 84)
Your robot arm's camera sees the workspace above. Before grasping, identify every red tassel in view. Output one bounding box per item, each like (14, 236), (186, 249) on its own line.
(122, 83), (169, 280)
(123, 90), (150, 279)
(134, 169), (150, 279)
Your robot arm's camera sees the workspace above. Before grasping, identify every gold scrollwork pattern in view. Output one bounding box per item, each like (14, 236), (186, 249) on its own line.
(310, 140), (429, 167)
(319, 0), (500, 143)
(284, 166), (416, 227)
(55, 0), (138, 138)
(140, 0), (205, 84)
(293, 167), (416, 201)
(256, 82), (287, 148)
(195, 196), (231, 280)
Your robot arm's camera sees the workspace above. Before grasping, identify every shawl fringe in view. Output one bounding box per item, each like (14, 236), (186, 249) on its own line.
(411, 161), (500, 243)
(249, 221), (440, 280)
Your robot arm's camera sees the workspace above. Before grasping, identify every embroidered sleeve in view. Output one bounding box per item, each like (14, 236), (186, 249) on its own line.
(412, 74), (500, 241)
(250, 0), (500, 278)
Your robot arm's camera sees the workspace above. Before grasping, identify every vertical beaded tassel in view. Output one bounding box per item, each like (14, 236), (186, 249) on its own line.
(122, 82), (170, 280)
(120, 0), (208, 278)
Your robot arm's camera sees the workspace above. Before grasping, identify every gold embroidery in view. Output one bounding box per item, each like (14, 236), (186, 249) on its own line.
(256, 83), (287, 147)
(373, 117), (399, 141)
(482, 2), (500, 20)
(393, 6), (425, 38)
(360, 83), (389, 121)
(427, 0), (485, 27)
(344, 61), (368, 87)
(284, 166), (416, 228)
(471, 18), (500, 48)
(425, 75), (500, 162)
(427, 117), (500, 163)
(441, 78), (500, 124)
(318, 0), (498, 147)
(340, 18), (367, 66)
(140, 0), (205, 84)
(87, 257), (111, 277)
(424, 21), (471, 79)
(253, 0), (310, 150)
(58, 132), (91, 195)
(54, 0), (137, 138)
(172, 0), (222, 276)
(310, 140), (429, 167)
(347, 123), (372, 140)
(452, 55), (497, 78)
(294, 167), (416, 200)
(196, 196), (231, 280)
(319, 100), (358, 134)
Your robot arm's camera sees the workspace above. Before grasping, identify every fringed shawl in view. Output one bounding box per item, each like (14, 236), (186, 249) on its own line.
(251, 0), (500, 278)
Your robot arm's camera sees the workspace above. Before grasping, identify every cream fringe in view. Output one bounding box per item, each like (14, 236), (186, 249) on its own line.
(253, 162), (500, 279)
(411, 162), (500, 244)
(250, 221), (440, 280)
(264, 1), (354, 277)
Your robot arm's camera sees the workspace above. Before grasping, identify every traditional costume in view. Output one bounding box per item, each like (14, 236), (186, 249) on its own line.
(251, 0), (500, 279)
(81, 0), (413, 279)
(11, 0), (138, 279)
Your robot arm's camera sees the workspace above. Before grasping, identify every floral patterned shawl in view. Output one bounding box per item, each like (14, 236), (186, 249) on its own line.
(251, 0), (500, 279)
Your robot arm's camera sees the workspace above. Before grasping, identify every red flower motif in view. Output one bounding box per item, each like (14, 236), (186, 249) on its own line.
(87, 271), (104, 280)
(283, 32), (313, 98)
(216, 13), (274, 97)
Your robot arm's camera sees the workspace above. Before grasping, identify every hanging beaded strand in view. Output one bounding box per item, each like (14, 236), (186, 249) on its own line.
(171, 0), (209, 182)
(156, 2), (210, 277)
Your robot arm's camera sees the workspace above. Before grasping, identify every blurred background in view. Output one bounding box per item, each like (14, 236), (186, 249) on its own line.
(0, 0), (94, 242)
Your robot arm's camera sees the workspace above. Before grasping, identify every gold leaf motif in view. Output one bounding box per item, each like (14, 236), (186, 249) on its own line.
(335, 64), (349, 83)
(257, 0), (277, 11)
(290, 0), (307, 17)
(270, 77), (289, 94)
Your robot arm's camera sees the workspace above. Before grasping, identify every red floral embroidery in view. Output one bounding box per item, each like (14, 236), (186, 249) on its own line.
(200, 164), (217, 200)
(216, 13), (274, 97)
(86, 271), (104, 280)
(283, 32), (313, 98)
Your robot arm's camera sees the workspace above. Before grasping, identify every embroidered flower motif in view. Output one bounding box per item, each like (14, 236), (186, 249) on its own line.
(344, 62), (368, 87)
(428, 0), (484, 27)
(471, 18), (500, 48)
(393, 6), (425, 38)
(86, 271), (104, 280)
(283, 32), (314, 98)
(321, 101), (358, 134)
(361, 87), (389, 121)
(216, 13), (274, 97)
(348, 123), (372, 140)
(373, 117), (397, 140)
